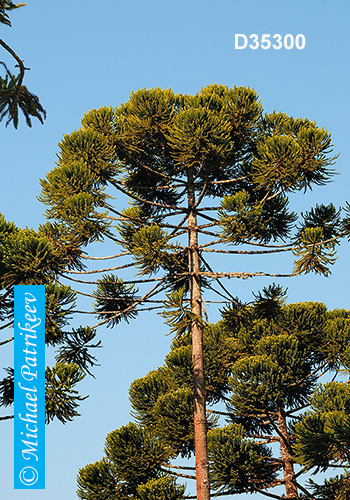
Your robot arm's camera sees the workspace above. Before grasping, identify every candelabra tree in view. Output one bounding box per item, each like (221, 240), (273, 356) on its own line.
(76, 287), (350, 500)
(0, 213), (101, 423)
(39, 84), (350, 500)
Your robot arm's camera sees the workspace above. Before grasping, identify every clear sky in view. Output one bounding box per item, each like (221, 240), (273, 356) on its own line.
(1, 1), (350, 498)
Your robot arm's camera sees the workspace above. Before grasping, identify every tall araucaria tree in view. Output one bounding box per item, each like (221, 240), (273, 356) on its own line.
(38, 85), (350, 500)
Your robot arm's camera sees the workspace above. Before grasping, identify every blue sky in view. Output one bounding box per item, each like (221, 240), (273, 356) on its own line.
(1, 1), (350, 498)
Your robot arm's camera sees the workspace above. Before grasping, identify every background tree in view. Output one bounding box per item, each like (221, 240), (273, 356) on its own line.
(76, 287), (350, 500)
(0, 1), (46, 127)
(0, 213), (100, 423)
(39, 85), (350, 500)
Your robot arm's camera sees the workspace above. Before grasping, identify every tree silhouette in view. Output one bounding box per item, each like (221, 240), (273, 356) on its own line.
(0, 1), (46, 127)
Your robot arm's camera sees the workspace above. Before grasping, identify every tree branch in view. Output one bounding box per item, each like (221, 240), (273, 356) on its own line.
(160, 467), (196, 480)
(0, 337), (14, 346)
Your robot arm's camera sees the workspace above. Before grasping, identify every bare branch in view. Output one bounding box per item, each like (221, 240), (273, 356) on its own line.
(209, 175), (248, 185)
(110, 178), (185, 212)
(160, 467), (196, 480)
(201, 246), (296, 255)
(166, 463), (196, 471)
(137, 162), (187, 186)
(0, 337), (14, 346)
(199, 271), (301, 279)
(81, 251), (130, 260)
(0, 321), (13, 331)
(66, 262), (134, 275)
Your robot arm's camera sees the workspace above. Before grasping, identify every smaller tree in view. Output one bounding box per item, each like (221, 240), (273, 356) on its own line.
(0, 213), (100, 423)
(76, 287), (350, 500)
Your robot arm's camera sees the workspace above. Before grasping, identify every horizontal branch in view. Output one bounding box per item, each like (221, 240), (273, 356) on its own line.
(160, 467), (196, 480)
(135, 162), (187, 186)
(110, 178), (184, 212)
(61, 274), (165, 285)
(253, 487), (284, 500)
(166, 463), (196, 471)
(81, 251), (130, 260)
(73, 305), (163, 315)
(199, 271), (301, 279)
(209, 175), (248, 185)
(201, 246), (295, 255)
(0, 337), (14, 346)
(66, 262), (134, 274)
(0, 321), (13, 331)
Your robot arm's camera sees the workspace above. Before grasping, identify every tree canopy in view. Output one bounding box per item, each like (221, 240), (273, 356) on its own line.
(38, 84), (350, 500)
(76, 288), (350, 500)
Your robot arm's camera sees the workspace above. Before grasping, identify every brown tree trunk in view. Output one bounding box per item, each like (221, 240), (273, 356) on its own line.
(187, 167), (210, 500)
(277, 407), (298, 498)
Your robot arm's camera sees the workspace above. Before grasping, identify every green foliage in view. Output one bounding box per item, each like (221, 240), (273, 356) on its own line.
(118, 205), (153, 249)
(0, 69), (46, 128)
(59, 130), (118, 183)
(230, 335), (315, 413)
(93, 275), (139, 327)
(131, 225), (179, 275)
(218, 191), (297, 243)
(168, 105), (232, 169)
(151, 387), (196, 458)
(55, 326), (101, 377)
(341, 202), (350, 239)
(44, 282), (77, 345)
(0, 216), (84, 289)
(81, 107), (116, 144)
(137, 477), (186, 500)
(129, 332), (223, 458)
(308, 475), (350, 500)
(39, 84), (346, 284)
(129, 368), (195, 457)
(295, 203), (342, 242)
(1, 0), (46, 130)
(129, 367), (175, 427)
(160, 288), (196, 337)
(76, 289), (350, 499)
(322, 311), (350, 368)
(0, 0), (24, 27)
(165, 322), (231, 404)
(252, 283), (287, 320)
(36, 85), (349, 499)
(293, 227), (337, 276)
(104, 423), (170, 494)
(39, 161), (112, 245)
(253, 113), (336, 191)
(294, 382), (350, 471)
(77, 434), (184, 500)
(0, 366), (13, 406)
(77, 459), (118, 500)
(45, 362), (87, 424)
(0, 214), (102, 426)
(1, 227), (63, 286)
(208, 424), (276, 493)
